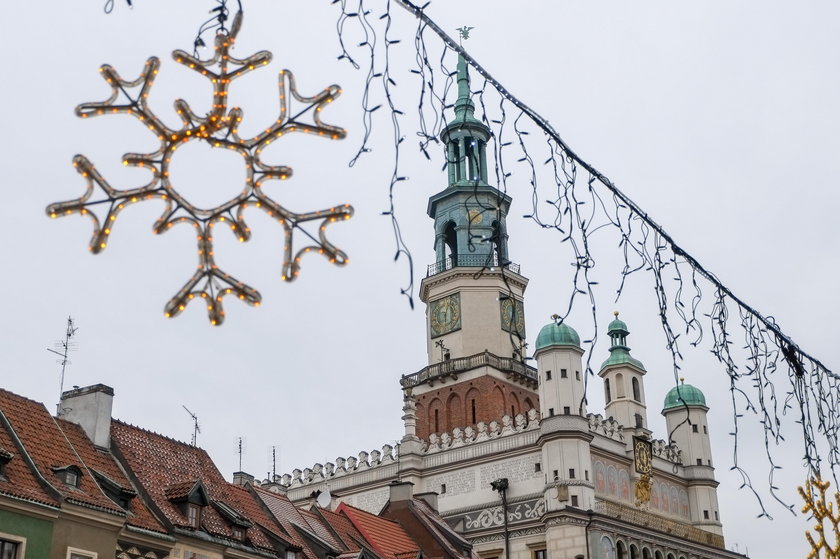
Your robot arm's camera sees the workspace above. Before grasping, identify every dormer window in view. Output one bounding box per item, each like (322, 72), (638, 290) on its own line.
(187, 503), (201, 528)
(52, 465), (82, 488)
(0, 448), (12, 478)
(232, 528), (243, 541)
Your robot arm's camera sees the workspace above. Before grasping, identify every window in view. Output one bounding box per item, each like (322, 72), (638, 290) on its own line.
(441, 484), (447, 494)
(605, 379), (612, 403)
(535, 462), (541, 473)
(571, 495), (578, 507)
(714, 511), (719, 520)
(67, 548), (97, 559)
(232, 528), (243, 541)
(563, 406), (570, 415)
(703, 425), (707, 434)
(434, 409), (440, 433)
(286, 551), (296, 559)
(0, 537), (22, 559)
(696, 459), (702, 466)
(533, 550), (547, 559)
(546, 370), (552, 380)
(552, 470), (559, 481)
(187, 503), (201, 528)
(569, 468), (575, 479)
(692, 424), (698, 433)
(471, 400), (477, 424)
(561, 369), (567, 378)
(575, 370), (580, 380)
(634, 414), (643, 428)
(548, 408), (555, 417)
(703, 510), (709, 520)
(632, 377), (641, 401)
(585, 470), (589, 481)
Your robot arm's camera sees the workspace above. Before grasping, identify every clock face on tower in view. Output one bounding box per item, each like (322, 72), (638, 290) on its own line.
(633, 436), (653, 474)
(500, 295), (525, 337)
(430, 293), (462, 338)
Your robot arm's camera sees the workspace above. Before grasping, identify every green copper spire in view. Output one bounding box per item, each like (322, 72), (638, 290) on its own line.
(454, 55), (478, 124)
(600, 312), (646, 371)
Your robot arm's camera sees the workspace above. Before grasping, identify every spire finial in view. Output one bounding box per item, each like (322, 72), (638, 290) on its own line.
(551, 313), (560, 323)
(614, 310), (619, 318)
(680, 377), (685, 384)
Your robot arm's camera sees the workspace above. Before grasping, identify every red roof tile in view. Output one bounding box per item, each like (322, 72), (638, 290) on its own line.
(316, 507), (369, 552)
(0, 389), (123, 514)
(253, 486), (323, 559)
(111, 421), (282, 554)
(337, 502), (420, 559)
(0, 394), (58, 508)
(56, 418), (165, 534)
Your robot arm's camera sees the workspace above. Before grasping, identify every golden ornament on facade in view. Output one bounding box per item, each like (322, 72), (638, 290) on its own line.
(635, 472), (652, 508)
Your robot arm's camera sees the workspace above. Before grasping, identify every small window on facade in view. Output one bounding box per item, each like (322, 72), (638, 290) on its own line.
(569, 468), (575, 479)
(233, 528), (243, 540)
(533, 550), (547, 559)
(563, 406), (571, 415)
(632, 377), (641, 401)
(63, 469), (80, 488)
(605, 379), (612, 403)
(696, 459), (702, 466)
(441, 484), (447, 494)
(634, 414), (643, 428)
(703, 510), (709, 520)
(692, 424), (698, 433)
(535, 462), (541, 473)
(286, 551), (296, 559)
(471, 400), (477, 424)
(434, 409), (440, 433)
(585, 470), (589, 481)
(571, 495), (579, 507)
(68, 549), (97, 559)
(546, 370), (552, 380)
(714, 511), (719, 520)
(703, 425), (707, 434)
(548, 408), (555, 417)
(561, 369), (568, 378)
(0, 539), (20, 559)
(552, 470), (559, 481)
(708, 459), (712, 466)
(576, 370), (580, 380)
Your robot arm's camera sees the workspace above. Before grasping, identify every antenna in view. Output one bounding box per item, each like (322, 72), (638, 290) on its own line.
(236, 436), (246, 471)
(182, 406), (200, 446)
(47, 316), (79, 414)
(268, 445), (279, 482)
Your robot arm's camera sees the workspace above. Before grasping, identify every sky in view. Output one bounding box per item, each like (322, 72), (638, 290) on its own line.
(3, 1), (839, 557)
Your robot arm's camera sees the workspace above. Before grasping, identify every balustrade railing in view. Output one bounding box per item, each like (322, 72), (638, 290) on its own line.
(400, 350), (537, 388)
(426, 254), (520, 277)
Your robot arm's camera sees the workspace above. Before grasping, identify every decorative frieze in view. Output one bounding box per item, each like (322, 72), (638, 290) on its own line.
(273, 443), (398, 488)
(448, 497), (546, 533)
(424, 409), (539, 453)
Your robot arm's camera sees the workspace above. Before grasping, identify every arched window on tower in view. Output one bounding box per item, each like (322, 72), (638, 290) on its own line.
(490, 220), (505, 267)
(465, 138), (480, 181)
(616, 373), (626, 398)
(443, 221), (458, 268)
(632, 377), (641, 401)
(451, 141), (462, 182)
(605, 379), (612, 403)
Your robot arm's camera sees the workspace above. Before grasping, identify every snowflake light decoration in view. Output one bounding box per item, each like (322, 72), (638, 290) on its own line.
(47, 17), (353, 325)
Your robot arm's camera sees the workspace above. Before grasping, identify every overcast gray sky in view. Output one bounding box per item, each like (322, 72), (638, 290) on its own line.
(3, 2), (839, 557)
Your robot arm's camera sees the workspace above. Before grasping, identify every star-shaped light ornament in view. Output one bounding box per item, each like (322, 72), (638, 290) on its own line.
(47, 13), (353, 325)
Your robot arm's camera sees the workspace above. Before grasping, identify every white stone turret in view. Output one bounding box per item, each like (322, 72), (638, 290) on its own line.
(598, 313), (650, 439)
(663, 379), (722, 535)
(535, 317), (595, 513)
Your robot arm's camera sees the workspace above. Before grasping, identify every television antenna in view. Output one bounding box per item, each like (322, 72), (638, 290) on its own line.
(47, 316), (79, 414)
(236, 436), (246, 471)
(182, 406), (200, 446)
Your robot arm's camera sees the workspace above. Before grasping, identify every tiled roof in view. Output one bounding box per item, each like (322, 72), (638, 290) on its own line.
(253, 486), (323, 559)
(0, 391), (58, 508)
(337, 502), (420, 559)
(56, 418), (165, 534)
(111, 420), (278, 552)
(380, 497), (477, 559)
(0, 389), (123, 514)
(315, 506), (369, 552)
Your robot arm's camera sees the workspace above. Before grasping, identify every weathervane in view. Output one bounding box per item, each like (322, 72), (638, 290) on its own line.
(456, 25), (474, 44)
(47, 11), (353, 325)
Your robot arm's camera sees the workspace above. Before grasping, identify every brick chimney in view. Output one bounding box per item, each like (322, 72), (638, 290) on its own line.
(58, 384), (114, 449)
(389, 480), (414, 503)
(233, 471), (255, 486)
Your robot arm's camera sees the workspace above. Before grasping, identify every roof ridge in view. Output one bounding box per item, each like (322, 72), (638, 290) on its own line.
(112, 418), (197, 448)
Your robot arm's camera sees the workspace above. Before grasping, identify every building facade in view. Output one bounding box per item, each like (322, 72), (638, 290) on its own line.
(272, 56), (745, 559)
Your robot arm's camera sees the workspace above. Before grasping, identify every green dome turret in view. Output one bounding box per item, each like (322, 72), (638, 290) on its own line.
(600, 312), (646, 370)
(663, 379), (707, 411)
(535, 315), (581, 351)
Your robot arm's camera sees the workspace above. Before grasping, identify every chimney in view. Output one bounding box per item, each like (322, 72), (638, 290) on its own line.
(415, 491), (439, 511)
(389, 480), (414, 503)
(233, 471), (255, 487)
(58, 384), (114, 449)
